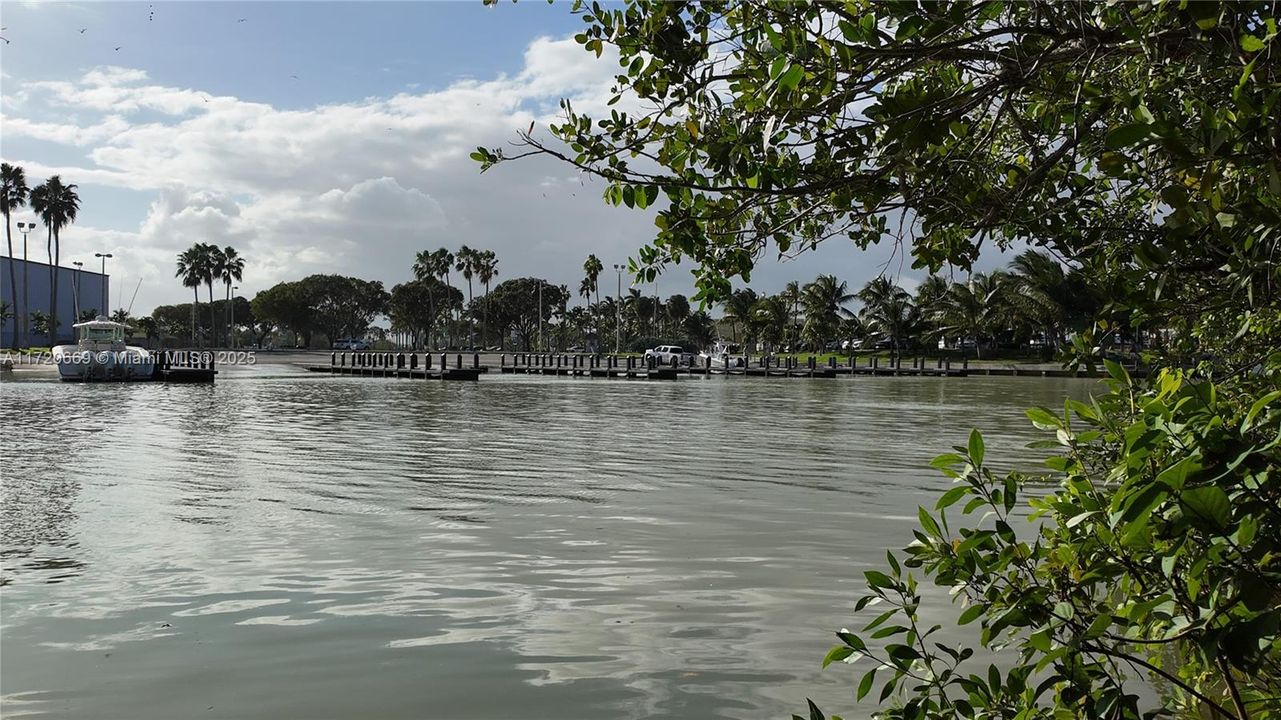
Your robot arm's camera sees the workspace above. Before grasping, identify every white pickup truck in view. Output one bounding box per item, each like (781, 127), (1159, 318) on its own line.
(644, 345), (695, 366)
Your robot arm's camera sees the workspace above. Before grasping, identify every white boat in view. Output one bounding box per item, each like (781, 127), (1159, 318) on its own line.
(54, 316), (156, 382)
(699, 340), (746, 369)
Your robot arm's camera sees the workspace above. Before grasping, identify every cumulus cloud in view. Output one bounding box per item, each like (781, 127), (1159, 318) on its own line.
(0, 35), (668, 314)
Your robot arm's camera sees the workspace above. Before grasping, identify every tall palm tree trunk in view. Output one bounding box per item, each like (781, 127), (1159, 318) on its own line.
(207, 283), (217, 347)
(51, 229), (60, 343)
(5, 218), (15, 349)
(191, 287), (199, 347)
(483, 281), (491, 349)
(44, 228), (54, 343)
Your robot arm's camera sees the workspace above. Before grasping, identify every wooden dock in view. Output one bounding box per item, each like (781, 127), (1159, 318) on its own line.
(151, 351), (218, 383)
(310, 351), (1124, 383)
(304, 348), (1117, 381)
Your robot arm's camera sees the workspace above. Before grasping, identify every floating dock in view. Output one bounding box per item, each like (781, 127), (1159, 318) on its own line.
(308, 351), (1121, 383)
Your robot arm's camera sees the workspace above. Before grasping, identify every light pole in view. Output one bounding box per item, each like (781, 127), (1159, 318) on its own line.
(613, 263), (624, 353)
(537, 279), (543, 352)
(72, 261), (83, 320)
(94, 253), (112, 317)
(16, 222), (33, 347)
(230, 286), (239, 349)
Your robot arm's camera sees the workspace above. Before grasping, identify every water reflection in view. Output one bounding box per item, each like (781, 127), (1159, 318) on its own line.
(0, 373), (1093, 719)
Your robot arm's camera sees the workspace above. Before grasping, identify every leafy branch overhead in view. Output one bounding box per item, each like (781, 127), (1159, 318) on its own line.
(476, 1), (1278, 314)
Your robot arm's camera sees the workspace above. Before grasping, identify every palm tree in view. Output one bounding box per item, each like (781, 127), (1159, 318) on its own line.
(857, 277), (917, 357)
(751, 295), (789, 352)
(801, 274), (855, 349)
(434, 248), (455, 289)
(29, 310), (49, 341)
(914, 275), (951, 344)
(203, 244), (225, 346)
(722, 288), (759, 344)
(29, 176), (80, 344)
(665, 294), (691, 332)
(936, 272), (1010, 358)
(2, 163), (29, 349)
(783, 280), (802, 350)
(220, 246), (245, 345)
(175, 245), (206, 346)
(1007, 249), (1083, 348)
(476, 249), (498, 347)
(582, 254), (603, 306)
(684, 310), (716, 349)
(110, 308), (131, 324)
(455, 245), (477, 345)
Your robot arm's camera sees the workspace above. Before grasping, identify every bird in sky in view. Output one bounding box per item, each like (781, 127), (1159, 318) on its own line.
(237, 18), (248, 23)
(114, 46), (122, 51)
(79, 28), (87, 34)
(290, 74), (299, 80)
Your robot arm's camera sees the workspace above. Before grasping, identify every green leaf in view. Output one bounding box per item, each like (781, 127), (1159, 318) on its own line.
(865, 570), (895, 589)
(836, 631), (866, 650)
(1180, 486), (1231, 530)
(936, 486), (968, 510)
(1104, 123), (1153, 149)
(779, 64), (805, 91)
(1104, 359), (1130, 384)
(1243, 390), (1281, 430)
(822, 645), (855, 668)
(958, 604), (986, 626)
(967, 429), (985, 467)
(1240, 34), (1266, 52)
(1025, 406), (1060, 430)
(856, 668), (877, 700)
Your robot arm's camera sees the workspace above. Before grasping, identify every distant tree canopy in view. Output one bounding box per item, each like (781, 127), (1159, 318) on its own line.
(150, 297), (251, 345)
(479, 3), (1281, 720)
(486, 277), (570, 350)
(251, 274), (387, 347)
(388, 278), (463, 349)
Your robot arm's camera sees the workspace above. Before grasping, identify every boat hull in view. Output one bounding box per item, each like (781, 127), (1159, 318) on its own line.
(54, 346), (156, 382)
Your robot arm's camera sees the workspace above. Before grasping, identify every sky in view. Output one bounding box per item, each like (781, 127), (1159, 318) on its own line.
(0, 1), (1005, 316)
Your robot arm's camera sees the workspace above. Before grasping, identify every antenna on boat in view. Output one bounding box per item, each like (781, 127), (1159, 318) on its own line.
(126, 278), (143, 317)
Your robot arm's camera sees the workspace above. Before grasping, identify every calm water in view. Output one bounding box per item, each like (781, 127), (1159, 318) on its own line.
(1, 366), (1093, 719)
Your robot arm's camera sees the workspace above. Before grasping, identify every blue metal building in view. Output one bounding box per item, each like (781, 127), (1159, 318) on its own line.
(1, 256), (110, 346)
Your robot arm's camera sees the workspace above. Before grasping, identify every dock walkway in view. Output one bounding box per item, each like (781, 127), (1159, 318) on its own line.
(309, 351), (1117, 383)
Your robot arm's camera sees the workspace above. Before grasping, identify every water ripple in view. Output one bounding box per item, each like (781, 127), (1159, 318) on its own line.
(0, 372), (1094, 719)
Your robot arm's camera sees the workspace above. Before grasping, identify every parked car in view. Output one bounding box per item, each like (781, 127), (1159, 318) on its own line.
(644, 345), (695, 366)
(333, 338), (369, 350)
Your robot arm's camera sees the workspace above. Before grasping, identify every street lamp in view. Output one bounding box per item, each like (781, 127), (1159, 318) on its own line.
(16, 222), (34, 347)
(537, 279), (543, 353)
(613, 263), (624, 353)
(231, 286), (239, 349)
(94, 253), (113, 317)
(72, 261), (84, 320)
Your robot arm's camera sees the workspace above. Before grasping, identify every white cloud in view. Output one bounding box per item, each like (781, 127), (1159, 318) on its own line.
(0, 35), (660, 314)
(0, 33), (917, 315)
